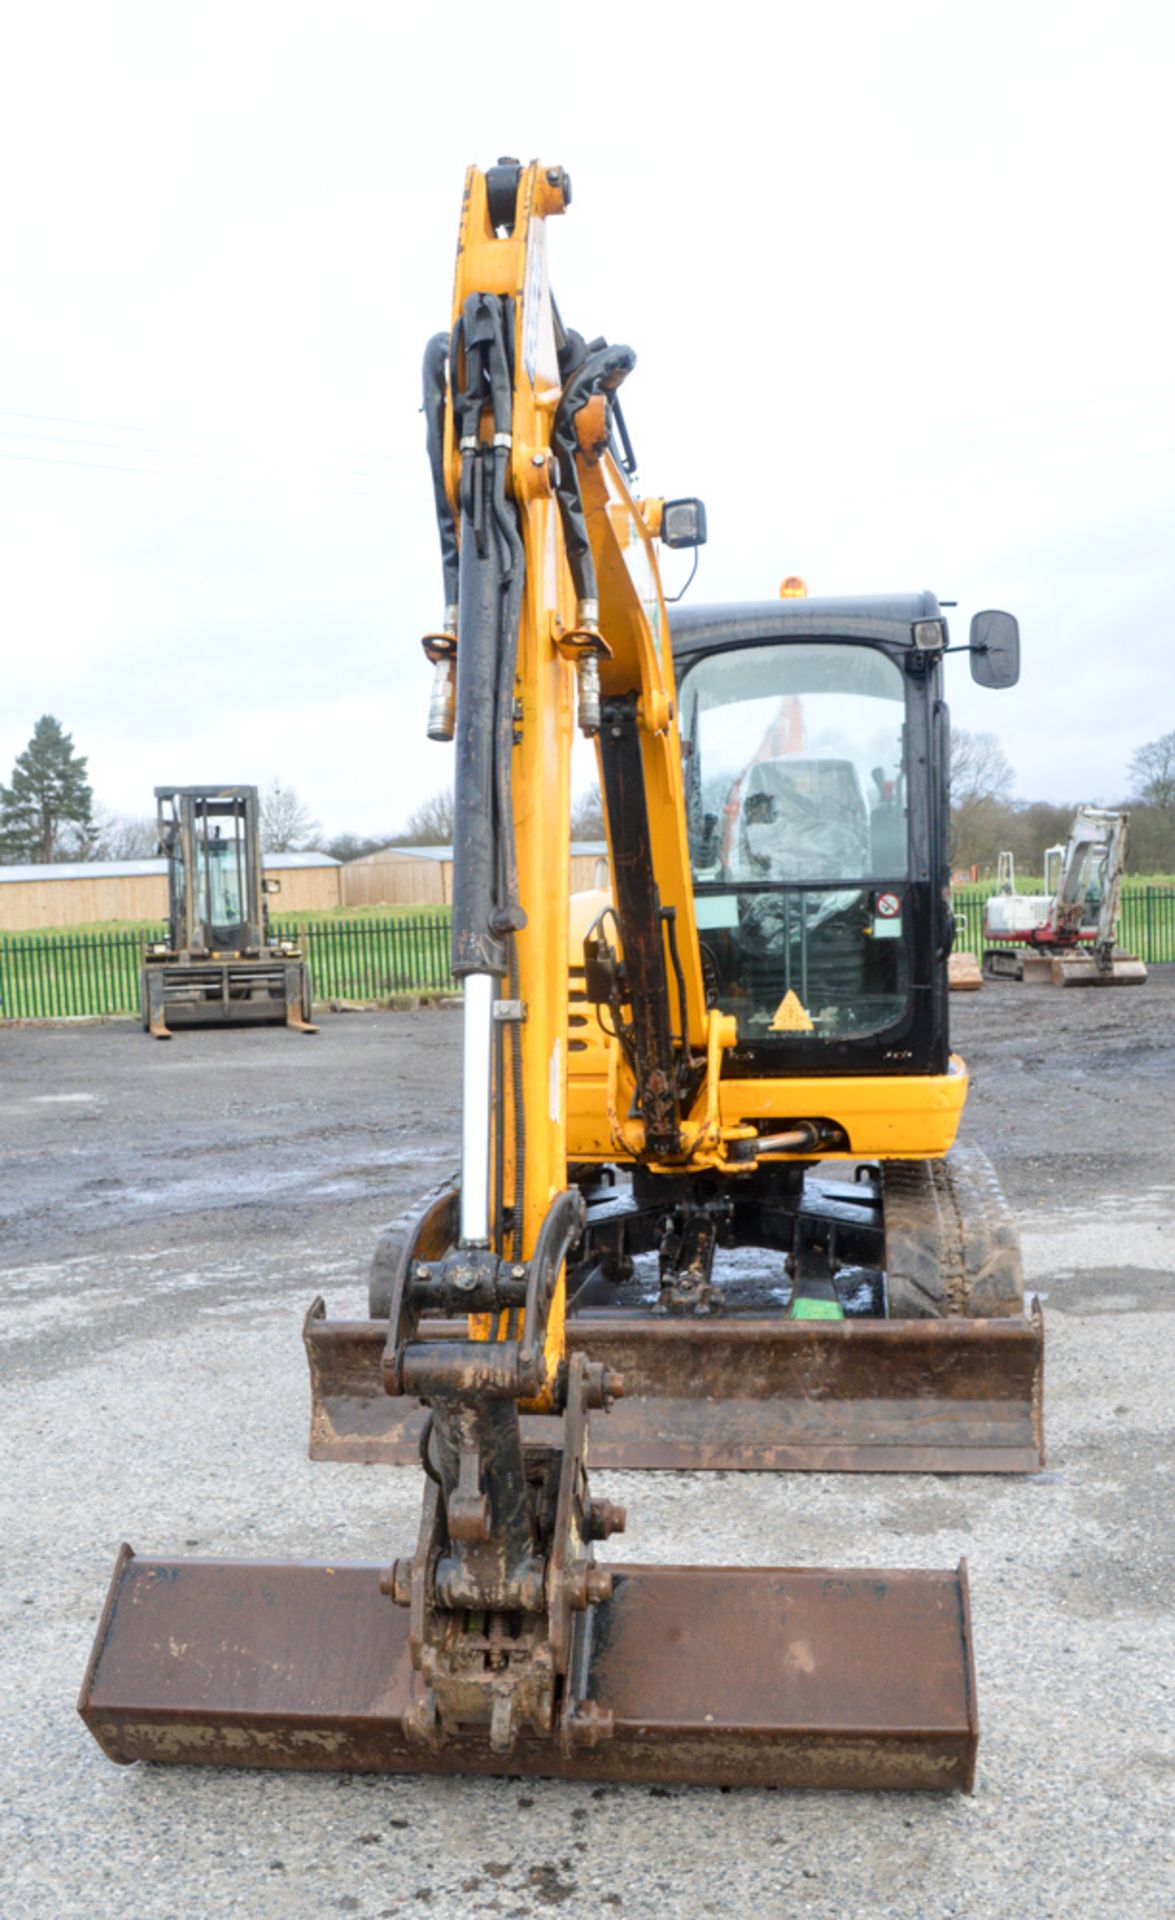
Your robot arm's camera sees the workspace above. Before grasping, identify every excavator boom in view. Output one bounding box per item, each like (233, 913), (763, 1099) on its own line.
(80, 159), (1009, 1790)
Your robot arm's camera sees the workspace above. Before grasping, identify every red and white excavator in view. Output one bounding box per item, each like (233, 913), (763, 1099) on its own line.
(982, 806), (1147, 985)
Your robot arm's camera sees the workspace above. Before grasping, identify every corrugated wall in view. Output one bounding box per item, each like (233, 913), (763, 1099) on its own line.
(340, 852), (609, 908)
(265, 865), (343, 915)
(0, 872), (169, 929)
(0, 862), (341, 930)
(341, 856), (451, 908)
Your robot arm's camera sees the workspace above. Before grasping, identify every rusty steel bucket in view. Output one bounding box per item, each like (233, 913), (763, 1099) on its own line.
(305, 1299), (1044, 1474)
(79, 1544), (978, 1790)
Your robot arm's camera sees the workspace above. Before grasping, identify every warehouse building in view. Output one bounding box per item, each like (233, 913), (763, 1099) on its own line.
(0, 851), (342, 931)
(340, 843), (609, 909)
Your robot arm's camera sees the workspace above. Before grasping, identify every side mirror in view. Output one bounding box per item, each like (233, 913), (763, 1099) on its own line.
(262, 878), (282, 895)
(969, 610), (1020, 689)
(661, 497), (708, 549)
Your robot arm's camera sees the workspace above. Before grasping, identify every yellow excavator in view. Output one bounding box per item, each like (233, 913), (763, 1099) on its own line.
(80, 160), (1039, 1792)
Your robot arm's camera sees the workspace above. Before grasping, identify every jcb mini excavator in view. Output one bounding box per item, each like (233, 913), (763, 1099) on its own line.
(141, 785), (316, 1037)
(81, 161), (1037, 1791)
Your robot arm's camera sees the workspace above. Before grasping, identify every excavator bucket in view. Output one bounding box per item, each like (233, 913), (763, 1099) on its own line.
(305, 1298), (1044, 1474)
(1051, 950), (1147, 987)
(80, 1545), (977, 1790)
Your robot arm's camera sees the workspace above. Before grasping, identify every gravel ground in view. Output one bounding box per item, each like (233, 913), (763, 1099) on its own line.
(2, 981), (1173, 1919)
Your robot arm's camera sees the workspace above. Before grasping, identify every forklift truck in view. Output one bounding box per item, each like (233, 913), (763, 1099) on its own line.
(141, 784), (315, 1038)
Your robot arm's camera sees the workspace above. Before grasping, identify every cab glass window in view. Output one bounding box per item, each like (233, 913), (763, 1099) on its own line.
(677, 641), (910, 1039)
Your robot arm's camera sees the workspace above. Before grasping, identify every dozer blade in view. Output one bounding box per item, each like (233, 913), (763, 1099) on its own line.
(1051, 951), (1148, 987)
(305, 1298), (1044, 1473)
(79, 1544), (977, 1790)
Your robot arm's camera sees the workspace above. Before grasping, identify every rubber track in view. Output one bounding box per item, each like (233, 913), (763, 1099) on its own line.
(883, 1147), (1024, 1319)
(369, 1175), (460, 1319)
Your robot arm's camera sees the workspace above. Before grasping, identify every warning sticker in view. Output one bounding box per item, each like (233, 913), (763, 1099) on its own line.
(769, 989), (814, 1033)
(875, 892), (901, 918)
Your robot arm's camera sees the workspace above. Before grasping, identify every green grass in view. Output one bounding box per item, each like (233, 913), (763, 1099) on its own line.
(964, 873), (1175, 894)
(0, 902), (452, 941)
(0, 909), (457, 1018)
(273, 903), (451, 929)
(0, 917), (164, 941)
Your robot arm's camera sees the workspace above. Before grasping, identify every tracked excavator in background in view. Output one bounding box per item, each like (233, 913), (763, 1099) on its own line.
(81, 160), (1038, 1792)
(983, 807), (1147, 986)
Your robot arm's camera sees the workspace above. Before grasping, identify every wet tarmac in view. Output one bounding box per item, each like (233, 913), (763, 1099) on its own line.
(2, 982), (1173, 1918)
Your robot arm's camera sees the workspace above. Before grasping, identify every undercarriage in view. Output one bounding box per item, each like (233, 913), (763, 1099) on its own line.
(307, 1146), (1042, 1475)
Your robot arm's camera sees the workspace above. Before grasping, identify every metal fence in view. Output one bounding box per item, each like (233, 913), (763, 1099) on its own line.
(2, 893), (1173, 1021)
(0, 916), (456, 1021)
(951, 885), (1175, 963)
(279, 916), (453, 1002)
(0, 929), (143, 1019)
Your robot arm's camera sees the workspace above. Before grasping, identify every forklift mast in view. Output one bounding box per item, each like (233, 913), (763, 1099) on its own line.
(156, 785), (267, 955)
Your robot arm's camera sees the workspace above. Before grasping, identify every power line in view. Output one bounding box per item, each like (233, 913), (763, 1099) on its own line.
(919, 409), (1175, 470)
(0, 445), (417, 504)
(926, 378), (1175, 440)
(0, 424), (417, 488)
(918, 439), (1175, 484)
(0, 464), (431, 539)
(0, 403), (420, 472)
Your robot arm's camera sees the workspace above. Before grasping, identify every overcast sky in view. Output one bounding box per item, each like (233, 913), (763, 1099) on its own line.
(2, 2), (1172, 838)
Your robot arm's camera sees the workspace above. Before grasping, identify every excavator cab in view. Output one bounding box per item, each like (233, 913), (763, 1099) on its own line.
(678, 607), (931, 1059)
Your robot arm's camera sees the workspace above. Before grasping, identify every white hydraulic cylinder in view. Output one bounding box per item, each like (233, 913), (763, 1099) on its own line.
(460, 972), (495, 1245)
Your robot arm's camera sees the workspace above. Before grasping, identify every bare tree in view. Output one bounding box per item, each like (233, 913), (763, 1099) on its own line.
(396, 787), (456, 845)
(1128, 732), (1175, 815)
(570, 785), (606, 839)
(90, 807), (159, 861)
(260, 780), (321, 854)
(322, 830), (394, 863)
(949, 729), (1015, 808)
(393, 784), (606, 848)
(1122, 802), (1175, 874)
(949, 728), (1015, 870)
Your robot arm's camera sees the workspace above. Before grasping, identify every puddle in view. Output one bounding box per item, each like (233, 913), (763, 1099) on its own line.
(25, 1093), (102, 1106)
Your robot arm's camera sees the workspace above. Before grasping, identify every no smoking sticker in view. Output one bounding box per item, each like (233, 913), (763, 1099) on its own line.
(873, 892), (902, 938)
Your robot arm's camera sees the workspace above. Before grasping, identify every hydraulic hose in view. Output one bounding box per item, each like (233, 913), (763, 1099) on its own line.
(422, 333), (458, 621)
(551, 340), (637, 608)
(444, 291), (528, 1245)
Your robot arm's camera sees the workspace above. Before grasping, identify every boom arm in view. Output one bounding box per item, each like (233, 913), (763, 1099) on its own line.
(426, 163), (727, 1320)
(1050, 805), (1130, 965)
(377, 157), (749, 1753)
